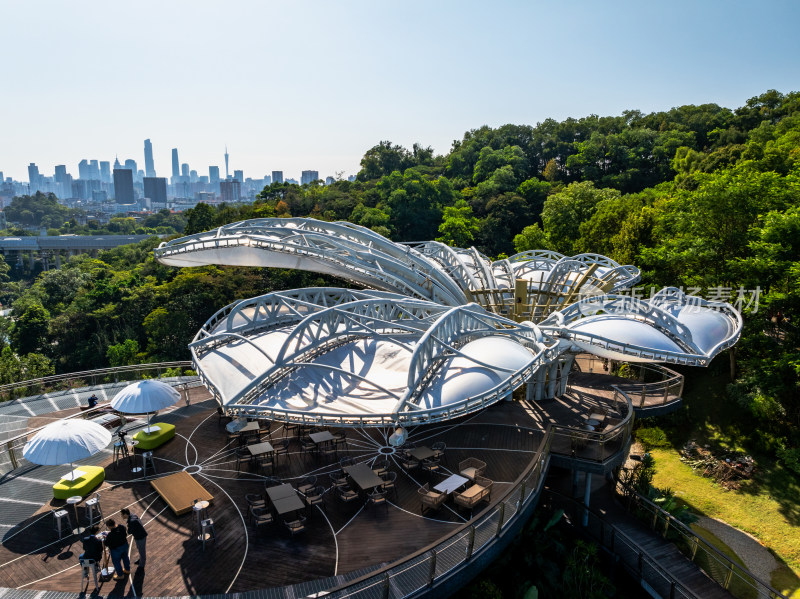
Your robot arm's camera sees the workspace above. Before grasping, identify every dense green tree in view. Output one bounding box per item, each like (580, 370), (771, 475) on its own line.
(437, 200), (480, 248)
(185, 203), (217, 235)
(10, 303), (50, 355)
(541, 182), (621, 254)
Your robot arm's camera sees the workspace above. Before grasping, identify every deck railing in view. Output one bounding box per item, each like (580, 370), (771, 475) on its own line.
(0, 361), (194, 402)
(575, 354), (684, 410)
(323, 433), (553, 598)
(549, 387), (634, 465)
(617, 483), (788, 599)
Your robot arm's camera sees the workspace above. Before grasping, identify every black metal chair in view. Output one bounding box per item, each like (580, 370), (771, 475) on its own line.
(250, 506), (273, 532)
(432, 441), (446, 465)
(274, 438), (291, 462)
(304, 485), (325, 513)
(329, 470), (348, 488)
(335, 484), (359, 504)
(296, 475), (317, 495)
(380, 471), (398, 499)
(284, 514), (307, 536)
(368, 488), (388, 510)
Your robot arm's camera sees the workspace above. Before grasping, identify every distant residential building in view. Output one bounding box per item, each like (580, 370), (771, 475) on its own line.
(100, 161), (111, 183)
(286, 178), (299, 185)
(234, 169), (243, 183)
(348, 175), (357, 182)
(172, 148), (180, 178)
(113, 168), (135, 203)
(272, 171), (283, 184)
(144, 139), (156, 177)
(220, 180), (241, 202)
(143, 176), (167, 206)
(263, 174), (272, 185)
(301, 170), (319, 185)
(325, 176), (335, 185)
(195, 191), (215, 203)
(209, 166), (220, 184)
(92, 190), (108, 203)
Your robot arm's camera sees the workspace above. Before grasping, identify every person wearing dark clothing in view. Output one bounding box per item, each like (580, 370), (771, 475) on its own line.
(80, 527), (103, 562)
(104, 519), (130, 579)
(121, 508), (147, 568)
(88, 394), (99, 408)
(79, 526), (103, 590)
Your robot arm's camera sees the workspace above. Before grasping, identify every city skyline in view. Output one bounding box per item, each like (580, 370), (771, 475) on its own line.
(2, 1), (799, 181)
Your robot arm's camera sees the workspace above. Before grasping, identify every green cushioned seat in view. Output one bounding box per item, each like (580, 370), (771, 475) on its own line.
(53, 465), (105, 499)
(132, 422), (176, 450)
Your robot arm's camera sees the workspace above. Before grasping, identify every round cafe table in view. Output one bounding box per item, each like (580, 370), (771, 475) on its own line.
(66, 495), (85, 535)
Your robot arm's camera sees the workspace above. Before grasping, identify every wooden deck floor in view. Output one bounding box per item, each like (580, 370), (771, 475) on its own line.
(0, 391), (546, 597)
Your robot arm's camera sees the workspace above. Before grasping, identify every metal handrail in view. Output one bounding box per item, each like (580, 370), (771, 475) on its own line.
(617, 482), (788, 599)
(574, 355), (684, 410)
(0, 361), (193, 395)
(548, 386), (634, 464)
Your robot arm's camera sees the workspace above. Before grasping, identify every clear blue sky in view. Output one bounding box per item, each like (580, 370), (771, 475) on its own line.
(2, 0), (799, 182)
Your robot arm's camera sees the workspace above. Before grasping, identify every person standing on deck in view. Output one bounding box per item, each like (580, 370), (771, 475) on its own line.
(121, 508), (147, 569)
(104, 518), (130, 579)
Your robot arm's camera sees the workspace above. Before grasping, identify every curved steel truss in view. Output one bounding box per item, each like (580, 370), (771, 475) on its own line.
(156, 217), (743, 426)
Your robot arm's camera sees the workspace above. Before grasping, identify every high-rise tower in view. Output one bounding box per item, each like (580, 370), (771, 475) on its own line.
(224, 146), (229, 179)
(172, 148), (180, 179)
(144, 139), (156, 177)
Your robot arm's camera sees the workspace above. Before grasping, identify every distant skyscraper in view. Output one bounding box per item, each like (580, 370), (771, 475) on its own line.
(181, 163), (189, 178)
(172, 148), (180, 178)
(220, 180), (241, 202)
(233, 169), (243, 183)
(124, 159), (138, 176)
(224, 146), (229, 179)
(301, 170), (319, 185)
(144, 139), (156, 177)
(209, 166), (220, 184)
(113, 168), (135, 204)
(79, 159), (90, 180)
(100, 161), (111, 183)
(272, 171), (283, 184)
(263, 174), (272, 185)
(190, 170), (198, 182)
(114, 156), (122, 170)
(143, 177), (167, 205)
(54, 165), (67, 182)
(27, 163), (40, 191)
(89, 160), (100, 180)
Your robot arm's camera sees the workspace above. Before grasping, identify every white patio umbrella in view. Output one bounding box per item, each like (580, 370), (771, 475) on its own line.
(111, 379), (181, 432)
(23, 419), (112, 480)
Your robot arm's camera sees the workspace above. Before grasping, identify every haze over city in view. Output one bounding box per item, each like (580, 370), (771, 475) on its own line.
(2, 0), (799, 182)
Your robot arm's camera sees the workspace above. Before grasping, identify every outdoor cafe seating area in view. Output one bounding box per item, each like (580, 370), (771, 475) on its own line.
(0, 373), (622, 597)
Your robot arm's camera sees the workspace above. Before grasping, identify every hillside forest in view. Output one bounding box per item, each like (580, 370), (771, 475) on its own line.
(1, 89), (798, 478)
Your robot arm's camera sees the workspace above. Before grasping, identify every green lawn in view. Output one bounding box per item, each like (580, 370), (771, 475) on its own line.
(650, 447), (800, 597)
(637, 365), (800, 598)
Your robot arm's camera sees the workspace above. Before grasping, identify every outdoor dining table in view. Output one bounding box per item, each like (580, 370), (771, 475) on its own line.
(266, 484), (305, 515)
(344, 463), (384, 492)
(247, 441), (274, 457)
(408, 446), (435, 461)
(434, 473), (469, 494)
(309, 431), (335, 445)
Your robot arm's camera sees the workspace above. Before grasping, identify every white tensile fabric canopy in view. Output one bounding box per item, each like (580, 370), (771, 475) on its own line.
(23, 419), (112, 479)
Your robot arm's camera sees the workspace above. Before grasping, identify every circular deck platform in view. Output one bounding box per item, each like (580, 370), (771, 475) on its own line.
(0, 386), (553, 597)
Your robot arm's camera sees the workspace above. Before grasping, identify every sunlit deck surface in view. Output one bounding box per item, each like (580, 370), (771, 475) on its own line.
(0, 379), (611, 597)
